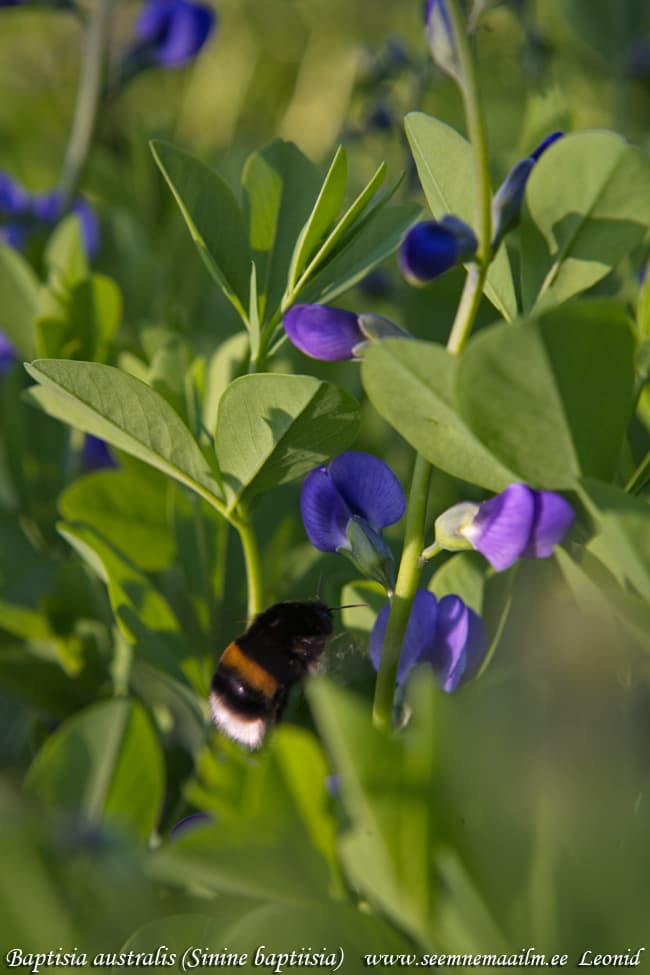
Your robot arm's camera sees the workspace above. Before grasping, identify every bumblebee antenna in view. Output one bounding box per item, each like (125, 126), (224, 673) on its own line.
(328, 603), (368, 613)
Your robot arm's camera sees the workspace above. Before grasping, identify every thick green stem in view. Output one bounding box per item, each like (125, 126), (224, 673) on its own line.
(232, 514), (264, 619)
(372, 454), (432, 730)
(447, 261), (488, 354)
(59, 0), (113, 207)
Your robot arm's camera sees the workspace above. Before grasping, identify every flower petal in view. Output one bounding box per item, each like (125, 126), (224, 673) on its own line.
(328, 451), (405, 532)
(369, 590), (438, 684)
(431, 594), (486, 691)
(523, 490), (575, 558)
(300, 467), (350, 552)
(283, 304), (363, 361)
(0, 331), (16, 378)
(464, 483), (535, 571)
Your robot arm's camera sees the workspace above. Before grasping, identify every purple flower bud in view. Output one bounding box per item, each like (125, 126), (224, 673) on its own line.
(0, 170), (30, 247)
(134, 0), (216, 69)
(0, 331), (17, 379)
(425, 0), (461, 83)
(283, 304), (365, 361)
(301, 452), (405, 586)
(491, 132), (563, 248)
(438, 483), (575, 572)
(398, 216), (478, 286)
(31, 191), (100, 260)
(369, 588), (486, 689)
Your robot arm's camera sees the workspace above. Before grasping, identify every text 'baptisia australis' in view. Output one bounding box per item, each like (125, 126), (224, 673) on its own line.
(370, 588), (486, 690)
(301, 451), (405, 590)
(431, 483), (575, 571)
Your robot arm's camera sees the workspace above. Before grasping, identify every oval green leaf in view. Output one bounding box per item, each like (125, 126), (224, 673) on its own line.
(216, 373), (360, 510)
(25, 359), (223, 507)
(25, 698), (164, 843)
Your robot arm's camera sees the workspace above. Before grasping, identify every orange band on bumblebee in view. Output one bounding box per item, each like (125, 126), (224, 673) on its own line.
(220, 642), (279, 698)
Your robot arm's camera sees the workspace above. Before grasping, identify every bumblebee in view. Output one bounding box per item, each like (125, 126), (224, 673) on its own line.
(209, 599), (333, 749)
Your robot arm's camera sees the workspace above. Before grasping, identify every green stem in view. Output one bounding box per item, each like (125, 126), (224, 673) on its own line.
(372, 454), (432, 730)
(232, 513), (264, 619)
(371, 1), (492, 731)
(446, 0), (492, 264)
(59, 0), (113, 208)
(447, 261), (488, 354)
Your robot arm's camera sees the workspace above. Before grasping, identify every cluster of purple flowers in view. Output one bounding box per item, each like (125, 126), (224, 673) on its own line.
(301, 451), (574, 693)
(0, 172), (98, 257)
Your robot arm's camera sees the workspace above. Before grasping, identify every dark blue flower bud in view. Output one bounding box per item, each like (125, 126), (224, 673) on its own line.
(80, 435), (118, 473)
(491, 131), (563, 249)
(399, 216), (478, 286)
(283, 304), (364, 361)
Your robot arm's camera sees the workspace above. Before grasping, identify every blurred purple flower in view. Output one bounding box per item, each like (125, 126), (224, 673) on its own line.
(491, 132), (563, 248)
(436, 483), (575, 572)
(0, 332), (17, 379)
(399, 216), (478, 286)
(80, 435), (118, 473)
(370, 588), (486, 690)
(301, 451), (405, 588)
(32, 190), (100, 259)
(134, 0), (216, 69)
(0, 169), (100, 259)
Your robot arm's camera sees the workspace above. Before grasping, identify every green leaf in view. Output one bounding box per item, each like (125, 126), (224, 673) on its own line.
(341, 579), (387, 634)
(58, 468), (176, 572)
(202, 332), (248, 437)
(216, 373), (360, 510)
(154, 727), (337, 905)
(578, 478), (650, 602)
(242, 140), (322, 320)
(405, 112), (518, 321)
(362, 339), (517, 492)
(36, 273), (122, 362)
(58, 521), (204, 690)
(24, 359), (223, 507)
(288, 145), (348, 291)
(43, 213), (89, 288)
(299, 201), (421, 307)
(0, 243), (39, 359)
(457, 301), (636, 487)
(520, 130), (650, 310)
(151, 140), (251, 315)
(308, 675), (438, 948)
(288, 160), (390, 294)
(25, 698), (164, 843)
(429, 551), (486, 614)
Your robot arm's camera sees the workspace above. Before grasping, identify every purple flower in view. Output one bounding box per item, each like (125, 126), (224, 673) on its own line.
(283, 304), (365, 361)
(80, 435), (118, 473)
(436, 483), (575, 572)
(491, 132), (563, 248)
(0, 332), (17, 379)
(32, 191), (100, 260)
(301, 451), (405, 588)
(134, 0), (216, 69)
(0, 171), (30, 248)
(0, 169), (100, 259)
(398, 216), (478, 286)
(370, 589), (486, 690)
